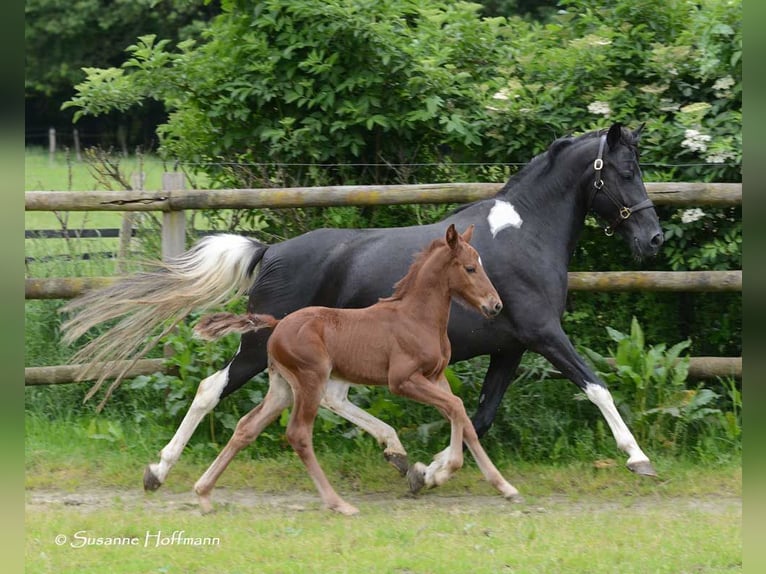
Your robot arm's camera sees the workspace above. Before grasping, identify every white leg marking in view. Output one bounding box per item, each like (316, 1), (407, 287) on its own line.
(148, 366), (231, 485)
(487, 199), (523, 238)
(584, 382), (650, 465)
(423, 446), (454, 487)
(321, 378), (407, 457)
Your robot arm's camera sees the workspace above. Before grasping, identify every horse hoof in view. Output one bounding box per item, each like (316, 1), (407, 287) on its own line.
(198, 498), (215, 515)
(143, 465), (162, 491)
(627, 460), (658, 477)
(407, 462), (427, 494)
(330, 501), (360, 516)
(384, 452), (410, 476)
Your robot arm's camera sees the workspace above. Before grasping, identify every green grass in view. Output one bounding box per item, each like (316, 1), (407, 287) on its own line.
(25, 416), (741, 573)
(26, 493), (741, 574)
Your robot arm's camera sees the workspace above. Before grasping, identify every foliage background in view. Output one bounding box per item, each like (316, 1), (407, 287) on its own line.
(25, 0), (741, 466)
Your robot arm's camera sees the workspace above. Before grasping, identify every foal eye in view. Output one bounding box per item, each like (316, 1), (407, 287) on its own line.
(465, 266), (477, 274)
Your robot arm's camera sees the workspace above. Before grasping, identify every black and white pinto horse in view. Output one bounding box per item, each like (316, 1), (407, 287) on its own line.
(62, 123), (664, 493)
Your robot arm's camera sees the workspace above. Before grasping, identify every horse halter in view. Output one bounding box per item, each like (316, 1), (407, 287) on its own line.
(589, 134), (654, 236)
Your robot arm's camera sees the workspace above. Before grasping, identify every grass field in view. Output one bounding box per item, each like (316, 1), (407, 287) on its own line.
(25, 414), (742, 573)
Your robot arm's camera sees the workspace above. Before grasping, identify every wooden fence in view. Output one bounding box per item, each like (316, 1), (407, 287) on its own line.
(25, 178), (742, 383)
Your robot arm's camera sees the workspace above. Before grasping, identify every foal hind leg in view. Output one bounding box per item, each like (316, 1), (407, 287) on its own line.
(321, 378), (409, 476)
(144, 336), (267, 491)
(284, 371), (359, 516)
(194, 370), (293, 514)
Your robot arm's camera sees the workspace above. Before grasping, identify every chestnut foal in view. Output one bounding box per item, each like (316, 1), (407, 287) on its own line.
(192, 224), (519, 515)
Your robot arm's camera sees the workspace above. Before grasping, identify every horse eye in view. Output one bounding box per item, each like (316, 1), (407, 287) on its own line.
(622, 172), (633, 180)
(465, 266), (477, 274)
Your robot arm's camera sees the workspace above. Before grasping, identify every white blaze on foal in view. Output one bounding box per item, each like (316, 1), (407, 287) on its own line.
(487, 199), (523, 238)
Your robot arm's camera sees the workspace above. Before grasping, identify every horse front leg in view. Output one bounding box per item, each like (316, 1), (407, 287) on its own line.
(532, 325), (656, 477)
(321, 377), (409, 476)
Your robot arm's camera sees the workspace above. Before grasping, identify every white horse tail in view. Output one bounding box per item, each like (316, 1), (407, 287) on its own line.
(60, 234), (268, 406)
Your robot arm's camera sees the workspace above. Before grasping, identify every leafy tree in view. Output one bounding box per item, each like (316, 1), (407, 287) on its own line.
(25, 0), (218, 142)
(65, 0), (514, 186)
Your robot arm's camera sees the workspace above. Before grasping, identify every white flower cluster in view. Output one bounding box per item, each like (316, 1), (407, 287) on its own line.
(706, 150), (736, 164)
(681, 129), (711, 153)
(713, 75), (735, 98)
(587, 101), (611, 116)
(680, 208), (705, 224)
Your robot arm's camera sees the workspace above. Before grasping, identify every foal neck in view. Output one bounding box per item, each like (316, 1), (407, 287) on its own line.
(381, 246), (454, 328)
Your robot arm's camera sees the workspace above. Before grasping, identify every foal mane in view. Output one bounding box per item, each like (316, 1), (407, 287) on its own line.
(378, 237), (446, 303)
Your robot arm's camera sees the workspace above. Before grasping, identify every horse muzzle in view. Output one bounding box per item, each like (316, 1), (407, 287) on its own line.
(481, 299), (503, 318)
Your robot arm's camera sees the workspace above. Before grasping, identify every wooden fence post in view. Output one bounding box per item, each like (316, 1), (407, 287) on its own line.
(48, 127), (56, 165)
(161, 172), (186, 261)
(73, 128), (82, 162)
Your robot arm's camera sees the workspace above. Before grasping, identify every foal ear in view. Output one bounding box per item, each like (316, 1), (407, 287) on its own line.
(606, 122), (623, 149)
(446, 223), (459, 250)
(461, 224), (475, 243)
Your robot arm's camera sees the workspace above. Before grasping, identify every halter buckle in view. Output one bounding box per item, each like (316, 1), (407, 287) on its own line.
(604, 226), (615, 237)
(593, 158), (603, 171)
(594, 179), (604, 190)
(619, 206), (631, 219)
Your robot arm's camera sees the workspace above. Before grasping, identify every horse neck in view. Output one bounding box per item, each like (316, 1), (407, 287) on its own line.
(392, 253), (453, 331)
(507, 156), (591, 263)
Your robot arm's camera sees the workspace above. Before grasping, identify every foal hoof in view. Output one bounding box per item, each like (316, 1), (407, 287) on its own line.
(627, 460), (658, 477)
(143, 465), (162, 492)
(407, 462), (427, 495)
(384, 452), (410, 477)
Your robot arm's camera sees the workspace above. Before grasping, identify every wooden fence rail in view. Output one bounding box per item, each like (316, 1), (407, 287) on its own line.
(24, 270), (742, 300)
(25, 181), (741, 211)
(25, 178), (742, 384)
(24, 355), (742, 386)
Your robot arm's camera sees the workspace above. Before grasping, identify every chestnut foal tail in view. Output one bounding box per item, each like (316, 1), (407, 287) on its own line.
(192, 224), (519, 515)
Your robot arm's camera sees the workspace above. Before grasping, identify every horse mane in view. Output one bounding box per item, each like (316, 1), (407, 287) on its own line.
(379, 237), (446, 302)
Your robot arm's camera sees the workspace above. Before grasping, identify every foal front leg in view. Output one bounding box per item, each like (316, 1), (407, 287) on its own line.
(398, 376), (519, 500)
(390, 375), (468, 490)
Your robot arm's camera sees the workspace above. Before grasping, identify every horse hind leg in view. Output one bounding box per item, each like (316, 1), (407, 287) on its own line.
(193, 369), (293, 514)
(143, 366), (231, 491)
(321, 378), (409, 476)
(284, 372), (359, 516)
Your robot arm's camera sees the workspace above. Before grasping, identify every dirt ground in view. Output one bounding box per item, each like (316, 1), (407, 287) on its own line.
(25, 487), (743, 517)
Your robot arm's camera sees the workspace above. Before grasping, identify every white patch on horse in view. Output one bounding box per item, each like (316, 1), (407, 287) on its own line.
(487, 200), (522, 237)
(584, 382), (650, 465)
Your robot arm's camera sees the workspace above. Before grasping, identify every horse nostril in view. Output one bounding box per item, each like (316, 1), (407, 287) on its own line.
(494, 302), (503, 313)
(650, 232), (664, 247)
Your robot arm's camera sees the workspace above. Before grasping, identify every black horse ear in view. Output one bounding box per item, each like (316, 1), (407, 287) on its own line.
(632, 122), (646, 141)
(446, 223), (458, 250)
(606, 123), (623, 149)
